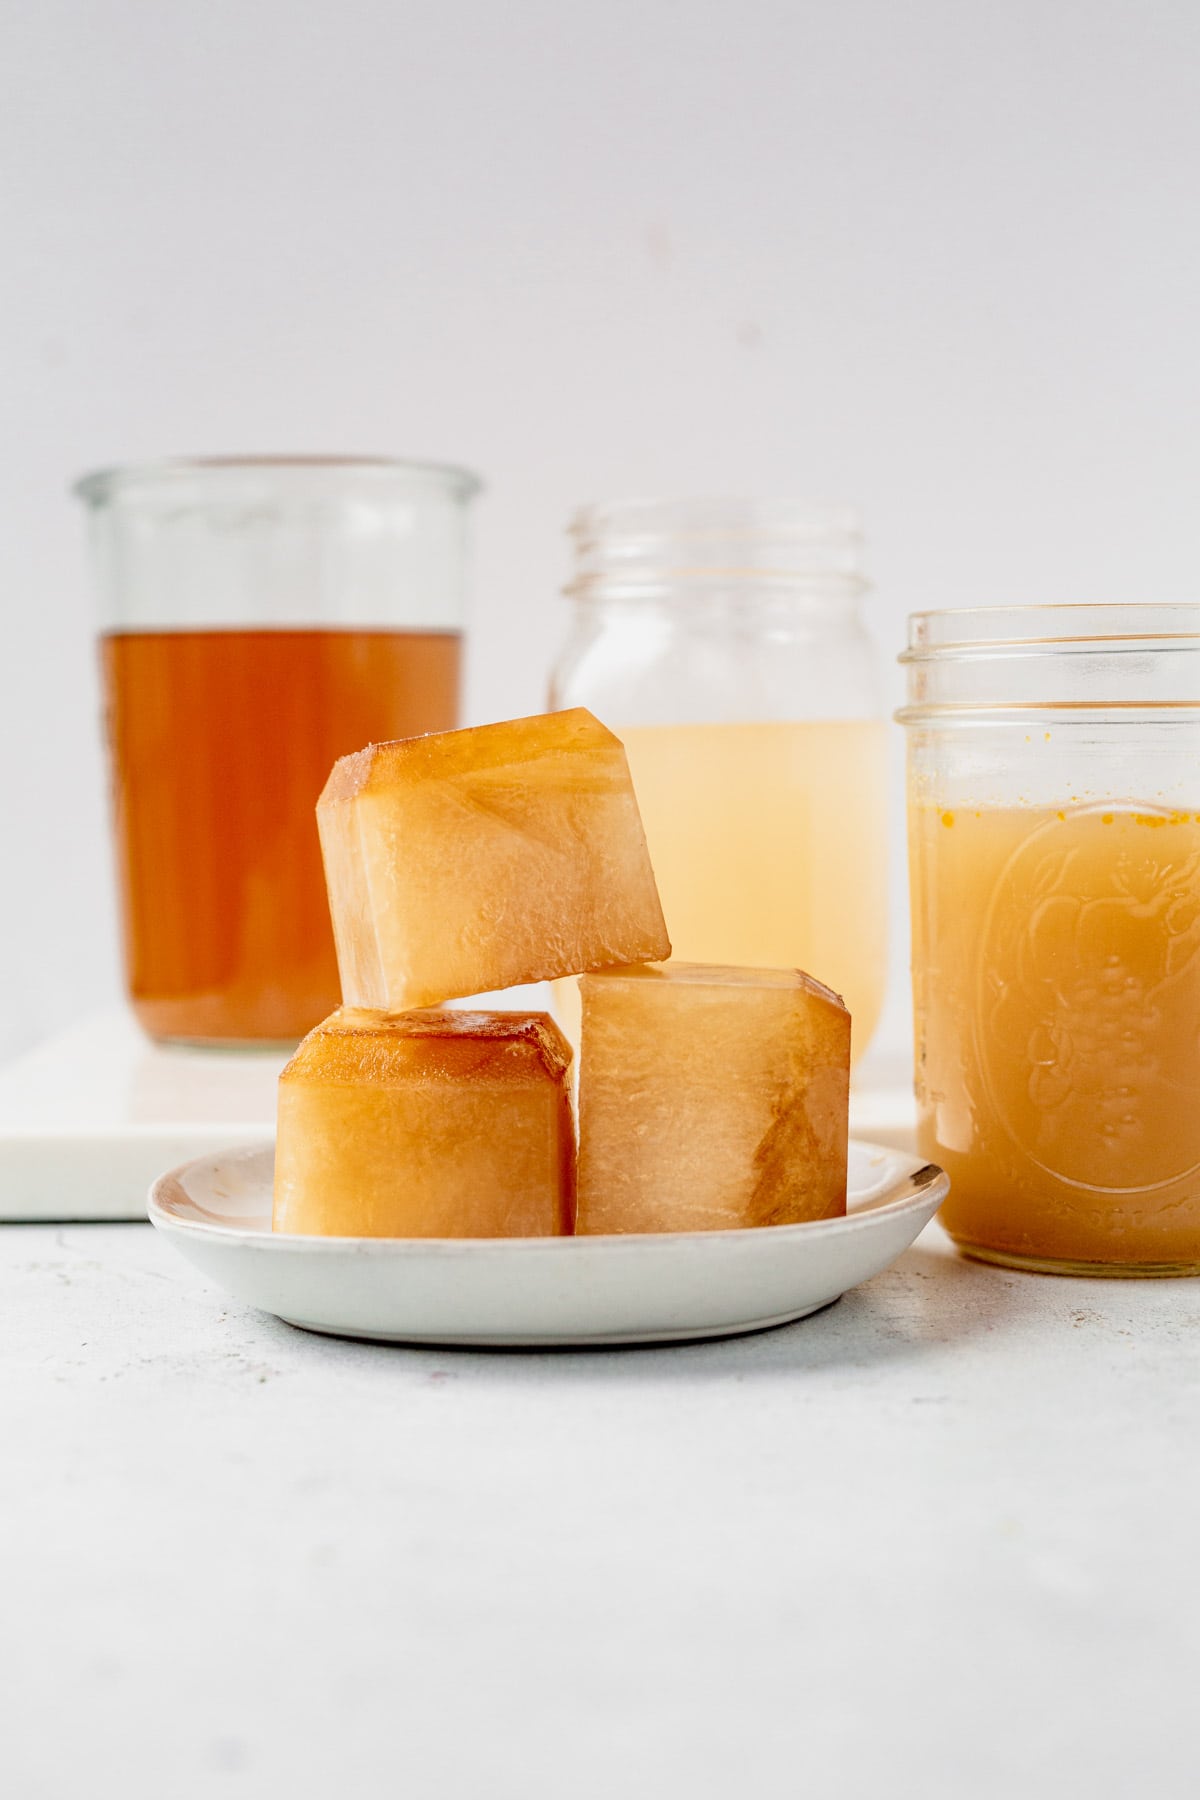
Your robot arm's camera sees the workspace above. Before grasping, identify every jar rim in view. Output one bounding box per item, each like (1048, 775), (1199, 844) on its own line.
(569, 496), (861, 542)
(566, 496), (866, 596)
(73, 454), (483, 507)
(899, 605), (1200, 721)
(903, 603), (1200, 659)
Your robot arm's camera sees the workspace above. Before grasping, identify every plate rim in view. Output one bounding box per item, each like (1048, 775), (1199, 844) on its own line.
(148, 1137), (948, 1254)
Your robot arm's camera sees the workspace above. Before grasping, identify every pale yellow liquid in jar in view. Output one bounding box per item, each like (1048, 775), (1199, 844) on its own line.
(911, 802), (1200, 1271)
(558, 720), (888, 1061)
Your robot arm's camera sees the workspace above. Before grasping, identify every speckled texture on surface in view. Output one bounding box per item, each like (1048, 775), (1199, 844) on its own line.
(3, 1219), (1198, 1799)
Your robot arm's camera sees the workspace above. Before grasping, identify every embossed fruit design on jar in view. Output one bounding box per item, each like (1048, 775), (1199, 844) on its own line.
(900, 607), (1200, 1274)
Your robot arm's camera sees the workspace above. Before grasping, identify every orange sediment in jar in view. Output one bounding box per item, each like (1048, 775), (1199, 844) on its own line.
(909, 802), (1200, 1270)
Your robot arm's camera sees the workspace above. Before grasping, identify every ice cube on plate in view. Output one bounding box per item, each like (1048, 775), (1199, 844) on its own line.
(273, 1007), (576, 1238)
(575, 963), (850, 1235)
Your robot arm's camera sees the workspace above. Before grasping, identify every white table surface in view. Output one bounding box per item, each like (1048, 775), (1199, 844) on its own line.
(5, 1197), (1199, 1796)
(1, 1017), (1194, 1796)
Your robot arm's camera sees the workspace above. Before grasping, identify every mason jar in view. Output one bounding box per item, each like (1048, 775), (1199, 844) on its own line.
(76, 455), (480, 1047)
(899, 604), (1200, 1275)
(550, 499), (888, 1058)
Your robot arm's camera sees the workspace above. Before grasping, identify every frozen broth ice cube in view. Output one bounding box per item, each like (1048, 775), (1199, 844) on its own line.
(317, 708), (670, 1011)
(575, 963), (850, 1234)
(273, 1007), (576, 1238)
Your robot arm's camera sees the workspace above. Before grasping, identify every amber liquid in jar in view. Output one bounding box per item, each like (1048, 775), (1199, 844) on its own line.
(910, 801), (1200, 1273)
(101, 627), (460, 1044)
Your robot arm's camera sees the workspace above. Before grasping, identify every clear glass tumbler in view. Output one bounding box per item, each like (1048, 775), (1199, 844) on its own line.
(76, 455), (480, 1046)
(899, 604), (1200, 1275)
(550, 499), (888, 1058)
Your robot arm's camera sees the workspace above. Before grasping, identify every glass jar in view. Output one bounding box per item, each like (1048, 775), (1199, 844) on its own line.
(899, 604), (1200, 1275)
(76, 455), (480, 1047)
(550, 499), (888, 1057)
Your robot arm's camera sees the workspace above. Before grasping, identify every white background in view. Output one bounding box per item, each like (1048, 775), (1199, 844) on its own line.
(3, 0), (1199, 1063)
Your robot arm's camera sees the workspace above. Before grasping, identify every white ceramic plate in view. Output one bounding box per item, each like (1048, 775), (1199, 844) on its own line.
(148, 1139), (947, 1347)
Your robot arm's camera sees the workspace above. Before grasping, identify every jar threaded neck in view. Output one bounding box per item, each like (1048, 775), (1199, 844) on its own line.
(565, 498), (867, 603)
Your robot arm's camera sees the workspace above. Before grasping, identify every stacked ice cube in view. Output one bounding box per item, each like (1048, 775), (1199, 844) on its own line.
(272, 708), (850, 1238)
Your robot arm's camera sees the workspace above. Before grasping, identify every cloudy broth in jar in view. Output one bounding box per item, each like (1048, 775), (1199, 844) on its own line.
(551, 500), (887, 1061)
(620, 718), (888, 1054)
(910, 800), (1200, 1271)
